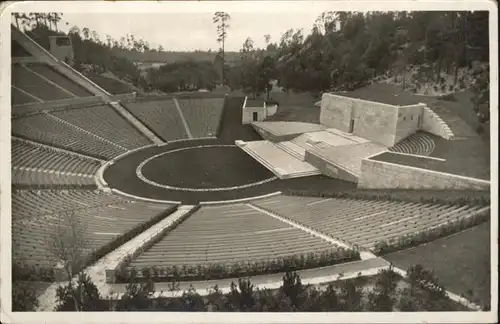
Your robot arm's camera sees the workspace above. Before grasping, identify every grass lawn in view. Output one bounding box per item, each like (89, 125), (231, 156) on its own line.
(383, 221), (491, 309)
(264, 91), (321, 124)
(371, 150), (490, 180)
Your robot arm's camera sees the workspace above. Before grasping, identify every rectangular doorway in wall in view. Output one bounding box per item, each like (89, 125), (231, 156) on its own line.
(417, 115), (422, 128)
(253, 112), (258, 121)
(349, 118), (355, 133)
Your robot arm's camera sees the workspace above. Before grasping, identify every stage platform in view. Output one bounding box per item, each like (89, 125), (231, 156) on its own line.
(251, 121), (326, 142)
(274, 129), (373, 161)
(235, 140), (321, 179)
(243, 121), (389, 183)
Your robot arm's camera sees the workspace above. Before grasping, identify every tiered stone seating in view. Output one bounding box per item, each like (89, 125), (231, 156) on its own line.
(11, 138), (102, 187)
(25, 63), (93, 97)
(127, 203), (336, 267)
(11, 64), (73, 101)
(12, 138), (101, 174)
(12, 39), (31, 57)
(253, 195), (484, 250)
(12, 113), (127, 159)
(177, 98), (225, 138)
(124, 100), (189, 142)
(11, 86), (38, 105)
(12, 189), (175, 270)
(51, 105), (152, 150)
(389, 132), (436, 156)
(12, 166), (96, 187)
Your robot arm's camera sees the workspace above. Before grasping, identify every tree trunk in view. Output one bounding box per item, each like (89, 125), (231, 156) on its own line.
(453, 65), (459, 86)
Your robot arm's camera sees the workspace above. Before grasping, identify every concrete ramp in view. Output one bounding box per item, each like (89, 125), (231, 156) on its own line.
(236, 140), (321, 179)
(306, 142), (387, 183)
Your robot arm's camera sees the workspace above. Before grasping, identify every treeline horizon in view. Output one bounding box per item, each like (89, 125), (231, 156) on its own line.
(12, 11), (490, 124)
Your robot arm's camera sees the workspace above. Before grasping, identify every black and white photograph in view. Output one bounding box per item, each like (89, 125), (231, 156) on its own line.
(0, 1), (497, 322)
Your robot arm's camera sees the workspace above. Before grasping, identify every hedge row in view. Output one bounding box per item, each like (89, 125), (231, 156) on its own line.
(373, 206), (490, 255)
(13, 204), (180, 282)
(115, 248), (361, 283)
(284, 188), (491, 207)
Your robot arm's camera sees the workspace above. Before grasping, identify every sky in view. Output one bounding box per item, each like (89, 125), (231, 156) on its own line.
(58, 12), (321, 52)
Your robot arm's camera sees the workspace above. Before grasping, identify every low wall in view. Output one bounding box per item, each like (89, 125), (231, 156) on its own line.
(305, 150), (358, 183)
(421, 106), (454, 139)
(358, 159), (490, 190)
(109, 92), (137, 103)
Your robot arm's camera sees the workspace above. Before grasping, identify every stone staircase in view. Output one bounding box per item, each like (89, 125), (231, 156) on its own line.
(236, 140), (321, 179)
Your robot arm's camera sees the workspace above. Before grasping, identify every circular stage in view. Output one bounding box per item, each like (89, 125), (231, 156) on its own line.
(138, 145), (277, 191)
(103, 138), (356, 204)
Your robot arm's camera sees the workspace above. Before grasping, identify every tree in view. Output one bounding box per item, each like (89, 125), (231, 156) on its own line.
(367, 266), (401, 311)
(13, 13), (22, 29)
(55, 273), (106, 311)
(226, 278), (256, 311)
(45, 210), (90, 311)
(46, 210), (89, 283)
(115, 275), (156, 311)
(336, 275), (365, 311)
(397, 264), (449, 311)
(213, 12), (231, 85)
(205, 285), (228, 311)
(82, 27), (90, 40)
(280, 271), (305, 310)
(180, 285), (205, 311)
(264, 34), (271, 47)
(258, 55), (276, 100)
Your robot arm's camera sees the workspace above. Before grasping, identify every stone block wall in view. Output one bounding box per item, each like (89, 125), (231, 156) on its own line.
(320, 93), (353, 132)
(358, 159), (490, 190)
(394, 104), (425, 144)
(352, 102), (398, 147)
(320, 93), (400, 147)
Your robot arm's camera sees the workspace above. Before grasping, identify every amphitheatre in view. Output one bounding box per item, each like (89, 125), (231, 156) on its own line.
(8, 24), (492, 311)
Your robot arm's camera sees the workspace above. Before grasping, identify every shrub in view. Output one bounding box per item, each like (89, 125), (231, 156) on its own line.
(438, 93), (457, 102)
(55, 273), (107, 311)
(12, 281), (39, 311)
(284, 189), (490, 207)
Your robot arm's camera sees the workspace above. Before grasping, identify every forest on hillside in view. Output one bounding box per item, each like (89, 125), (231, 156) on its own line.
(12, 11), (490, 124)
